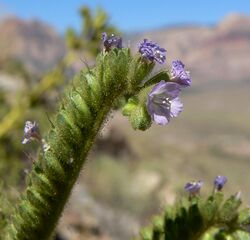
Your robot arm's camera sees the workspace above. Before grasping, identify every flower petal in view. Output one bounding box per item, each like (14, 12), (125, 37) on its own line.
(170, 97), (183, 117)
(148, 80), (167, 97)
(149, 81), (181, 99)
(163, 82), (181, 99)
(153, 114), (169, 125)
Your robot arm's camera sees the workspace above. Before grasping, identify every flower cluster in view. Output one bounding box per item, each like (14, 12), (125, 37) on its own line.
(102, 32), (122, 51)
(214, 175), (227, 191)
(22, 121), (41, 144)
(185, 180), (203, 195)
(185, 175), (227, 197)
(139, 39), (166, 64)
(171, 60), (191, 87)
(137, 38), (192, 126)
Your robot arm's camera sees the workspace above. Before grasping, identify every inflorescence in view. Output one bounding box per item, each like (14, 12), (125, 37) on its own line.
(17, 32), (249, 240)
(214, 175), (227, 191)
(22, 35), (192, 144)
(185, 180), (203, 196)
(139, 39), (166, 64)
(185, 175), (228, 197)
(22, 121), (41, 144)
(137, 39), (191, 126)
(102, 32), (122, 51)
(171, 60), (191, 87)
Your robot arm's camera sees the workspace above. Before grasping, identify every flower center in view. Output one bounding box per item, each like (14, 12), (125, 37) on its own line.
(154, 50), (164, 61)
(153, 95), (171, 110)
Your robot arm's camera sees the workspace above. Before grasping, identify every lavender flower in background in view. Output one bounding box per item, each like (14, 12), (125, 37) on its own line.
(102, 32), (122, 51)
(139, 39), (166, 64)
(185, 180), (203, 195)
(22, 121), (41, 144)
(171, 60), (191, 87)
(147, 81), (183, 125)
(214, 175), (227, 191)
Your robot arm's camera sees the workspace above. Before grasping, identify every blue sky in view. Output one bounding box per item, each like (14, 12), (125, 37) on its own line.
(1, 0), (250, 33)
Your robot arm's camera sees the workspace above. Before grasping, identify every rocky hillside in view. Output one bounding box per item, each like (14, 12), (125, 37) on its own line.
(0, 14), (250, 83)
(0, 18), (66, 76)
(131, 14), (250, 84)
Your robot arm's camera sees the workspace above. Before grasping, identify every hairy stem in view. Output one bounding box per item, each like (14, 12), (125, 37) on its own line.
(6, 49), (135, 239)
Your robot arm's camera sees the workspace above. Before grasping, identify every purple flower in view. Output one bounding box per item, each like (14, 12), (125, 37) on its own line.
(147, 81), (183, 125)
(139, 39), (166, 64)
(171, 60), (191, 87)
(22, 121), (41, 144)
(185, 181), (203, 195)
(102, 32), (122, 51)
(214, 175), (227, 191)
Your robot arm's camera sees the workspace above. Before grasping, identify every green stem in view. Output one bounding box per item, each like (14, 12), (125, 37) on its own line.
(6, 49), (134, 240)
(8, 97), (123, 239)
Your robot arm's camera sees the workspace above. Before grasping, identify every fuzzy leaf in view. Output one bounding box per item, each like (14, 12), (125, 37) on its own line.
(143, 70), (170, 88)
(201, 192), (224, 223)
(122, 97), (138, 116)
(152, 216), (163, 240)
(219, 194), (242, 223)
(127, 54), (155, 92)
(238, 208), (250, 226)
(129, 103), (152, 131)
(140, 228), (152, 240)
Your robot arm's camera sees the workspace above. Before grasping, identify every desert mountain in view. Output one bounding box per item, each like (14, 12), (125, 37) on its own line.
(0, 14), (250, 83)
(0, 18), (66, 76)
(131, 13), (250, 84)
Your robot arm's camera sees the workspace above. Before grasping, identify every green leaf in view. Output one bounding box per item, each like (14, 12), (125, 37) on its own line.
(143, 71), (170, 88)
(127, 54), (155, 92)
(140, 228), (152, 240)
(201, 192), (224, 223)
(122, 97), (138, 116)
(238, 208), (250, 226)
(129, 103), (152, 131)
(232, 230), (250, 240)
(164, 206), (176, 240)
(188, 203), (204, 236)
(175, 207), (189, 239)
(219, 194), (242, 223)
(152, 216), (163, 240)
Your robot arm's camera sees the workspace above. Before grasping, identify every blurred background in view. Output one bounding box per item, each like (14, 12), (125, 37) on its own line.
(0, 1), (250, 239)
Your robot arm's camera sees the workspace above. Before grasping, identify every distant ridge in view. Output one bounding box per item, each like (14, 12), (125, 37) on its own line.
(0, 14), (250, 83)
(0, 17), (66, 76)
(130, 13), (250, 84)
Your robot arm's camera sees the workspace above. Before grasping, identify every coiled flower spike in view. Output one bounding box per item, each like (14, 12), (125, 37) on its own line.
(171, 60), (191, 87)
(139, 39), (166, 64)
(102, 32), (122, 51)
(8, 34), (193, 240)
